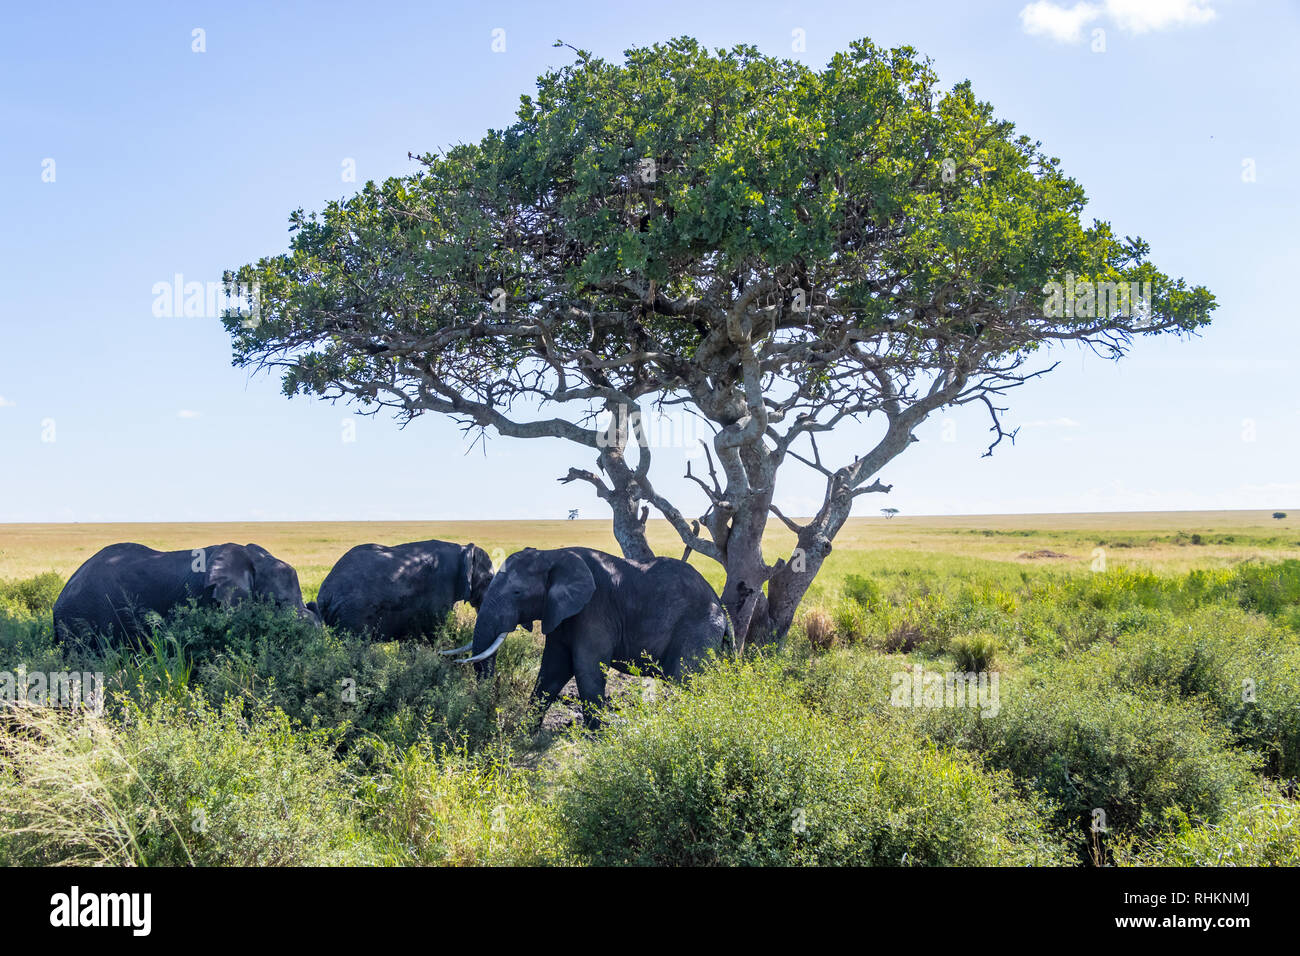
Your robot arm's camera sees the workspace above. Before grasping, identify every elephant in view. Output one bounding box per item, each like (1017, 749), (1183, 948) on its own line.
(448, 547), (732, 728)
(316, 539), (494, 641)
(53, 542), (319, 651)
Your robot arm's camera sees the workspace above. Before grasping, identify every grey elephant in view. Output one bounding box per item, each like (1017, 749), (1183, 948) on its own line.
(316, 539), (494, 641)
(53, 542), (319, 651)
(447, 547), (731, 728)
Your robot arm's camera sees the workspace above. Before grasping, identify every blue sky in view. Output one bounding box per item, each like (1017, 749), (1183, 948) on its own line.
(1, 0), (1296, 522)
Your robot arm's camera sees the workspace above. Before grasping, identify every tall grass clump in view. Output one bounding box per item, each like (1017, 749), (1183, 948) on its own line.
(359, 741), (562, 866)
(0, 692), (373, 866)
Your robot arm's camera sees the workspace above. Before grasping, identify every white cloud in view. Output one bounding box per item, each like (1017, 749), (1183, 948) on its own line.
(1020, 1), (1102, 43)
(177, 409), (201, 419)
(1020, 0), (1217, 43)
(1105, 0), (1217, 34)
(0, 396), (15, 408)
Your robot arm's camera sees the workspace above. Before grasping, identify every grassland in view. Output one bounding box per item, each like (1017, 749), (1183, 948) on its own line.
(2, 509), (1299, 867)
(2, 510), (1296, 599)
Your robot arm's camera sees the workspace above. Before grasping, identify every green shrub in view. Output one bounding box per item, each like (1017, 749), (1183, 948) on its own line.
(915, 669), (1258, 854)
(1104, 608), (1300, 779)
(100, 630), (194, 706)
(841, 574), (883, 608)
(0, 607), (63, 676)
(801, 648), (1256, 857)
(1115, 786), (1300, 866)
(170, 602), (537, 755)
(554, 659), (1071, 866)
(0, 693), (373, 866)
(1233, 560), (1300, 618)
(798, 647), (907, 725)
(0, 572), (64, 617)
(831, 598), (869, 645)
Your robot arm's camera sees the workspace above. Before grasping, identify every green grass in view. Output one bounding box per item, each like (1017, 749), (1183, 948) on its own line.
(3, 512), (1300, 866)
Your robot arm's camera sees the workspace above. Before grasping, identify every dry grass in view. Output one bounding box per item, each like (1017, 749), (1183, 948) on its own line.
(0, 510), (1296, 595)
(800, 607), (837, 650)
(0, 704), (162, 866)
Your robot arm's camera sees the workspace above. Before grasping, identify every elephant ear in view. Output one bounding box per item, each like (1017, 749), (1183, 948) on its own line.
(542, 551), (596, 635)
(243, 543), (300, 604)
(205, 545), (254, 607)
(457, 544), (476, 602)
(243, 543), (278, 578)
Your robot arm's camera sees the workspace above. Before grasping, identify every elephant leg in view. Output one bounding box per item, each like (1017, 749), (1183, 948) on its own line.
(660, 653), (685, 680)
(669, 637), (712, 679)
(530, 640), (574, 729)
(573, 655), (609, 730)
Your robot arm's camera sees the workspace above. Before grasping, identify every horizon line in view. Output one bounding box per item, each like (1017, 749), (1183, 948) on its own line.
(0, 506), (1294, 527)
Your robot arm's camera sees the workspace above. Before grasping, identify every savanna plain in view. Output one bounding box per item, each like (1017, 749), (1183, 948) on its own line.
(1, 510), (1298, 866)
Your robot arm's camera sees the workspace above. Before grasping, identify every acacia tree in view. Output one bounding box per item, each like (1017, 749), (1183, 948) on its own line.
(224, 37), (1214, 647)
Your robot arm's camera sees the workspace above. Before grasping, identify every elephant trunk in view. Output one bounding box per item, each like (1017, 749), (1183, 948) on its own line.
(302, 601), (323, 626)
(464, 594), (513, 675)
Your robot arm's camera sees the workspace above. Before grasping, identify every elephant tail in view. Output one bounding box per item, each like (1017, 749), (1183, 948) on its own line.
(721, 605), (736, 658)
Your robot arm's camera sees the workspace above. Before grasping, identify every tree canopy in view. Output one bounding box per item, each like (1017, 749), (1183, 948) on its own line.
(224, 36), (1214, 644)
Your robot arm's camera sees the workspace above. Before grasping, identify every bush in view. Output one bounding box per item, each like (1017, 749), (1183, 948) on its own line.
(1104, 608), (1300, 779)
(917, 669), (1258, 855)
(0, 572), (64, 617)
(801, 648), (1257, 857)
(831, 599), (868, 645)
(554, 659), (1071, 866)
(0, 607), (63, 677)
(841, 574), (883, 608)
(1232, 560), (1300, 618)
(0, 693), (373, 866)
(1115, 786), (1300, 866)
(169, 602), (538, 755)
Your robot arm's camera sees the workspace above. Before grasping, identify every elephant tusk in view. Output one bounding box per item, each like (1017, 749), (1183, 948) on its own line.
(459, 633), (508, 664)
(438, 642), (474, 656)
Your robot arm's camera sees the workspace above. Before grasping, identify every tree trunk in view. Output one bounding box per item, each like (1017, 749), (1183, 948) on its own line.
(721, 539), (773, 650)
(610, 493), (654, 563)
(715, 467), (779, 649)
(766, 495), (853, 640)
(766, 531), (833, 641)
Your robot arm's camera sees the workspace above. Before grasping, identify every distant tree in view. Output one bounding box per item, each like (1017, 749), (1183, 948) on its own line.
(881, 508), (900, 519)
(224, 37), (1214, 646)
(568, 509), (580, 520)
(1274, 512), (1288, 520)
